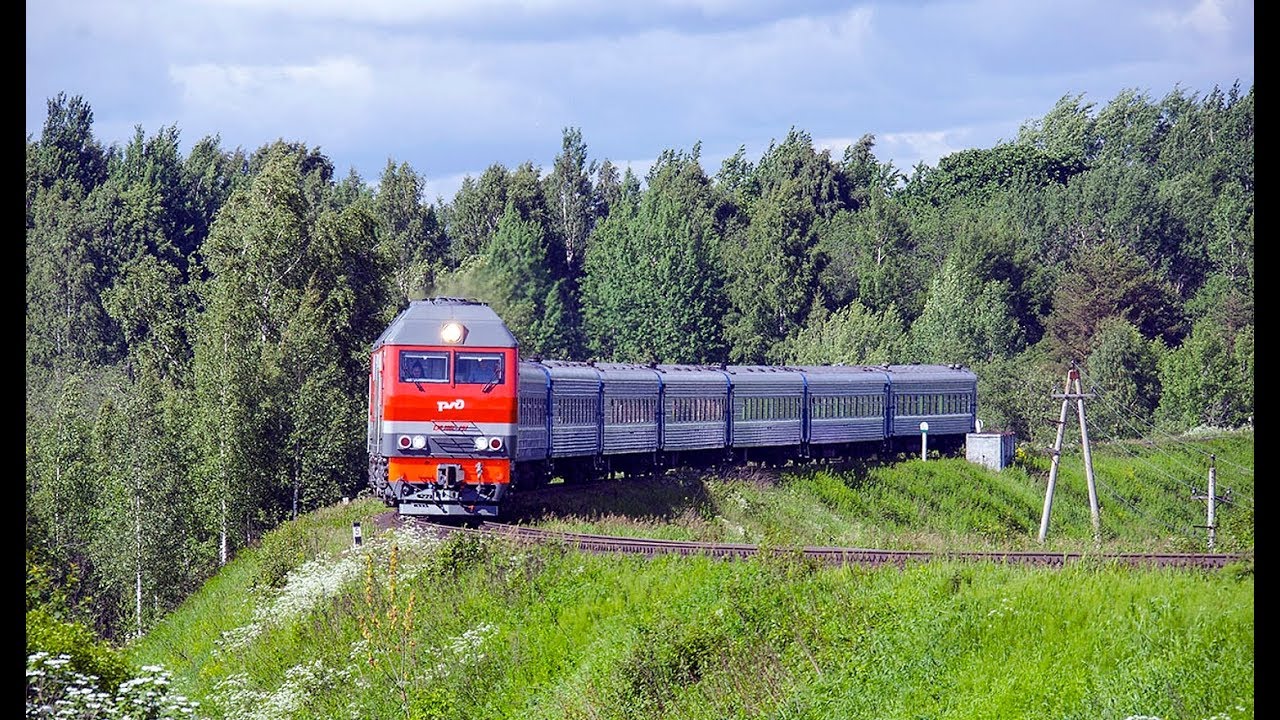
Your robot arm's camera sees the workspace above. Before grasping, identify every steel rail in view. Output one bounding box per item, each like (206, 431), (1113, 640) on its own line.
(389, 517), (1246, 571)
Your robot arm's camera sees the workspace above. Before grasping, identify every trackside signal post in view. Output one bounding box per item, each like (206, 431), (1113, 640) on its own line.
(1038, 362), (1100, 545)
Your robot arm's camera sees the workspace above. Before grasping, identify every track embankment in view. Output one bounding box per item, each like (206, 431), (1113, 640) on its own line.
(377, 512), (1245, 571)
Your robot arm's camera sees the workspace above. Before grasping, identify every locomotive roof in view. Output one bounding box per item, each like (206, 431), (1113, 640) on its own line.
(372, 297), (517, 348)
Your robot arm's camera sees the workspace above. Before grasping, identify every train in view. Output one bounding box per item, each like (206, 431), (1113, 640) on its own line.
(367, 297), (978, 518)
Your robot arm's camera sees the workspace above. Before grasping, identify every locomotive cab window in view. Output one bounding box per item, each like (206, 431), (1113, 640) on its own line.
(456, 353), (505, 386)
(400, 351), (448, 383)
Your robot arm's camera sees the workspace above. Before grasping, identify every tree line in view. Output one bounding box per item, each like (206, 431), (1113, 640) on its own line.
(26, 83), (1253, 644)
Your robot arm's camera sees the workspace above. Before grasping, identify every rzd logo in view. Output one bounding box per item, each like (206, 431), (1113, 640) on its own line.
(437, 399), (465, 412)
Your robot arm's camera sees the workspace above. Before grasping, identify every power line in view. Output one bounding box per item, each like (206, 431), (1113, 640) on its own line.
(988, 359), (1254, 512)
(1074, 375), (1205, 492)
(1026, 360), (1250, 550)
(1074, 365), (1253, 477)
(1090, 473), (1195, 541)
(1074, 368), (1253, 508)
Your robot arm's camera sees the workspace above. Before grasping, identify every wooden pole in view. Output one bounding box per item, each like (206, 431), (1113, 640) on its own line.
(1038, 371), (1073, 543)
(1039, 363), (1098, 544)
(1073, 370), (1101, 545)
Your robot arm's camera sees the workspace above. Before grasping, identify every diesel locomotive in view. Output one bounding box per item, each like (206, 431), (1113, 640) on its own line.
(367, 297), (978, 518)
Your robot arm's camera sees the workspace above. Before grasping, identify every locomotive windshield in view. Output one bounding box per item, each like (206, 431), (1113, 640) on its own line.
(400, 351), (448, 383)
(456, 353), (505, 386)
(397, 350), (506, 386)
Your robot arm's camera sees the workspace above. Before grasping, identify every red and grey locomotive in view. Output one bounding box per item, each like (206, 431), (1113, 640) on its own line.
(367, 297), (979, 518)
(367, 298), (518, 517)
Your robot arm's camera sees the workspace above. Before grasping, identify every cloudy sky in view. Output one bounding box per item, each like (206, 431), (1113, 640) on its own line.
(26, 0), (1253, 203)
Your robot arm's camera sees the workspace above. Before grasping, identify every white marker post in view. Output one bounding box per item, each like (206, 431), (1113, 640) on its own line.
(920, 421), (929, 460)
(353, 522), (363, 547)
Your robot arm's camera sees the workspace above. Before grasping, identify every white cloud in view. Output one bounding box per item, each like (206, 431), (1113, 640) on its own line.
(573, 5), (875, 86)
(27, 0), (1251, 199)
(879, 129), (969, 171)
(1184, 0), (1232, 37)
(193, 0), (814, 25)
(169, 56), (376, 122)
(197, 0), (561, 23)
(813, 136), (858, 157)
(1148, 0), (1235, 43)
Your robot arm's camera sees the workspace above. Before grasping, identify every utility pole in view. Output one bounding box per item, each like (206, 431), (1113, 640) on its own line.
(1038, 361), (1100, 545)
(1193, 454), (1233, 550)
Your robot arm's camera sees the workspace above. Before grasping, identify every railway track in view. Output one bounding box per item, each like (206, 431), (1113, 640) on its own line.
(395, 516), (1245, 571)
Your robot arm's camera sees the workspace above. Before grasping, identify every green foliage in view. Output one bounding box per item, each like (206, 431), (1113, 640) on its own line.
(610, 615), (729, 717)
(1156, 317), (1253, 432)
(723, 174), (824, 362)
(841, 132), (903, 206)
(26, 81), (1254, 700)
(1015, 92), (1098, 160)
(1084, 317), (1164, 440)
(785, 299), (906, 365)
(967, 346), (1059, 444)
(1046, 239), (1184, 362)
(1092, 88), (1165, 166)
(905, 143), (1086, 206)
(189, 141), (382, 572)
(374, 159), (447, 307)
(428, 531), (493, 579)
(1186, 272), (1253, 336)
(815, 193), (926, 319)
(444, 163), (509, 263)
(126, 478), (1253, 720)
(26, 371), (117, 631)
(26, 178), (123, 371)
(27, 651), (202, 719)
(717, 130), (879, 363)
(443, 199), (583, 358)
(89, 365), (210, 640)
(356, 543), (421, 717)
(742, 128), (856, 219)
(908, 255), (1025, 364)
(251, 515), (327, 590)
(582, 147), (729, 363)
(592, 158), (632, 221)
(30, 92), (110, 195)
(26, 608), (133, 693)
(543, 126), (598, 274)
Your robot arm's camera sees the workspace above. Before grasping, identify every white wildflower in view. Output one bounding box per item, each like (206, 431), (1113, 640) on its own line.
(212, 659), (349, 720)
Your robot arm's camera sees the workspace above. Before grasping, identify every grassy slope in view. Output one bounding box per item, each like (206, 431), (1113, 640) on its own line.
(129, 430), (1255, 720)
(512, 429), (1254, 554)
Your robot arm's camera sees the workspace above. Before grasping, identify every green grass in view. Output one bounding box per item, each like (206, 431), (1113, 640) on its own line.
(509, 429), (1254, 555)
(124, 429), (1254, 719)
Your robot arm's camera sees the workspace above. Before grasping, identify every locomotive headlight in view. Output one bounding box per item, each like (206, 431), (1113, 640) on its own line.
(397, 435), (412, 449)
(440, 321), (466, 344)
(474, 436), (488, 451)
(411, 435), (427, 449)
(488, 437), (504, 451)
